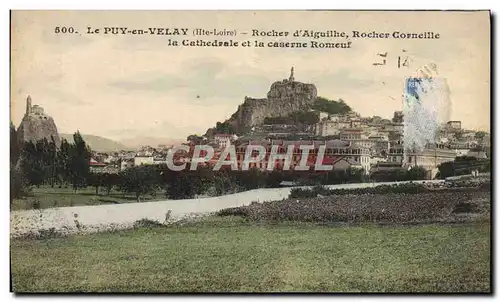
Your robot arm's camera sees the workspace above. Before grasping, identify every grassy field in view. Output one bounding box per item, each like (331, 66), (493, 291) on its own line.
(11, 186), (161, 211)
(11, 217), (491, 293)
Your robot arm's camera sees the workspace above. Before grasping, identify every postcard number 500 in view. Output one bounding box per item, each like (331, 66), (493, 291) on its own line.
(54, 27), (77, 34)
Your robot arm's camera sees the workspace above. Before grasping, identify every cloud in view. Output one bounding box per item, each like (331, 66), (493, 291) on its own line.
(108, 58), (273, 102)
(14, 73), (91, 106)
(311, 68), (377, 95)
(44, 88), (90, 106)
(104, 120), (203, 140)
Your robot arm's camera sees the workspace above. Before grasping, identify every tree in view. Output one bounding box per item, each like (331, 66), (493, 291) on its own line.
(453, 130), (464, 140)
(44, 137), (58, 187)
(266, 170), (284, 188)
(312, 97), (352, 114)
(10, 122), (20, 166)
(162, 166), (213, 199)
(86, 172), (120, 195)
(406, 166), (427, 180)
(118, 165), (158, 202)
(187, 134), (205, 144)
(233, 169), (267, 190)
(20, 140), (45, 187)
(215, 121), (234, 134)
(103, 173), (120, 195)
(10, 123), (30, 203)
(10, 163), (31, 204)
(69, 131), (91, 190)
(437, 156), (490, 179)
(56, 138), (72, 185)
(87, 172), (103, 195)
(392, 111), (404, 123)
(211, 170), (238, 196)
(475, 131), (488, 140)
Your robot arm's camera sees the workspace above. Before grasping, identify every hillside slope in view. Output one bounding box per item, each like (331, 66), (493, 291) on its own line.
(60, 133), (131, 152)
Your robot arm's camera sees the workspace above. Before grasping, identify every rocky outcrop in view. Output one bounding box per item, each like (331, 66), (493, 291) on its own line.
(16, 95), (61, 146)
(228, 68), (318, 133)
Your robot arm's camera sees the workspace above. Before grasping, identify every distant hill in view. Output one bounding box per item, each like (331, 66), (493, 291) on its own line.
(60, 133), (131, 152)
(119, 136), (185, 149)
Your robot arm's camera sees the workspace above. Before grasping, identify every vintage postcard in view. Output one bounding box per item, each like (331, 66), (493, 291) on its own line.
(10, 10), (491, 293)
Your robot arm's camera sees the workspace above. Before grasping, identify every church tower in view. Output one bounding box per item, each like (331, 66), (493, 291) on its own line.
(289, 67), (295, 82)
(25, 95), (32, 115)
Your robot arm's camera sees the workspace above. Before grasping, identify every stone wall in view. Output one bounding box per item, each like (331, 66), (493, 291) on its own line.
(10, 179), (443, 238)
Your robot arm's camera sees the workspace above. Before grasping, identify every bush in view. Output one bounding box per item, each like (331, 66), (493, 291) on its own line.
(217, 207), (250, 217)
(312, 97), (352, 115)
(221, 190), (490, 224)
(118, 166), (158, 202)
(133, 218), (165, 229)
(10, 164), (31, 203)
(452, 202), (480, 214)
(370, 167), (427, 182)
(290, 187), (314, 198)
(32, 199), (41, 210)
(438, 158), (490, 179)
(19, 228), (66, 240)
(289, 183), (429, 198)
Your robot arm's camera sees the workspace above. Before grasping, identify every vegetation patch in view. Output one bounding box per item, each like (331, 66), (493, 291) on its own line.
(11, 219), (490, 292)
(219, 190), (490, 224)
(133, 218), (166, 229)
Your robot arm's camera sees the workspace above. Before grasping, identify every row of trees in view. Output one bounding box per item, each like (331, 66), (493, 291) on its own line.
(370, 166), (427, 182)
(10, 122), (91, 200)
(10, 121), (436, 205)
(437, 156), (490, 179)
(214, 121), (234, 134)
(86, 165), (372, 202)
(86, 165), (432, 202)
(311, 97), (352, 115)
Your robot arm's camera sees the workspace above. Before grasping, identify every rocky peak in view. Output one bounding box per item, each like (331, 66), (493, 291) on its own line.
(17, 95), (61, 146)
(229, 68), (318, 132)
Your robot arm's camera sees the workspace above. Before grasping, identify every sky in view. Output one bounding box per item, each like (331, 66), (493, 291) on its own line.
(11, 10), (490, 141)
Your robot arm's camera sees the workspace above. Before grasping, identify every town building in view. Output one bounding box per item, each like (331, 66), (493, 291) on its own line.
(332, 158), (363, 171)
(339, 128), (369, 141)
(134, 156), (154, 166)
(318, 111), (329, 121)
(370, 154), (388, 166)
(467, 149), (488, 159)
(214, 133), (236, 149)
(89, 158), (120, 174)
(383, 123), (404, 132)
(234, 139), (371, 173)
(89, 158), (107, 173)
(387, 144), (457, 178)
(120, 159), (134, 171)
(369, 162), (405, 174)
(350, 119), (362, 128)
(447, 121), (462, 130)
(315, 120), (351, 136)
(482, 133), (491, 147)
(454, 147), (471, 157)
(404, 148), (457, 171)
(368, 136), (390, 154)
